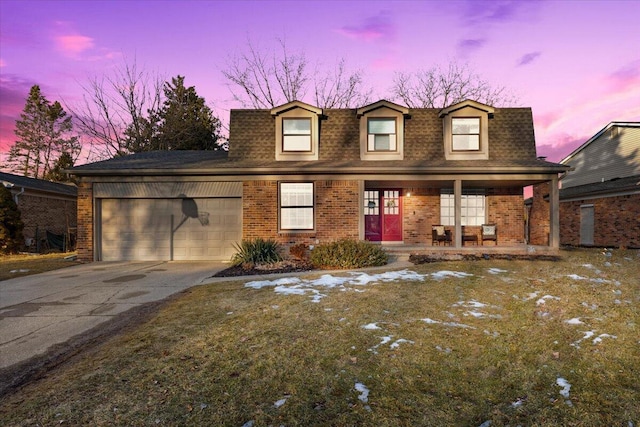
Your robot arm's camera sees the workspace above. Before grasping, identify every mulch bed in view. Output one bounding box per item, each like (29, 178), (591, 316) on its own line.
(409, 253), (561, 264)
(212, 260), (314, 277)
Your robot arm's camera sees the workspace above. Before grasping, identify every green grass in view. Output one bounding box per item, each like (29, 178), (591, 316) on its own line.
(0, 252), (79, 281)
(0, 248), (638, 426)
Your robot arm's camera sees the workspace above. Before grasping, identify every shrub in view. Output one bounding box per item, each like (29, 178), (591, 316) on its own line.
(0, 185), (24, 255)
(289, 243), (309, 261)
(310, 239), (388, 269)
(230, 238), (283, 266)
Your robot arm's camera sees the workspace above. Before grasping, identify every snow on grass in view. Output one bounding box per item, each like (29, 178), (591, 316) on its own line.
(362, 323), (381, 330)
(565, 318), (584, 325)
(536, 295), (561, 306)
(567, 274), (588, 280)
(593, 333), (617, 344)
(354, 382), (370, 403)
(487, 268), (508, 274)
(389, 338), (414, 349)
(430, 270), (473, 280)
(273, 396), (289, 408)
(244, 269), (471, 302)
(421, 318), (475, 329)
(556, 377), (573, 406)
(454, 300), (488, 308)
(571, 330), (617, 348)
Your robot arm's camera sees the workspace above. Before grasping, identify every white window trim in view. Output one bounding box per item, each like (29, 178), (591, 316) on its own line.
(279, 182), (315, 231)
(440, 191), (487, 226)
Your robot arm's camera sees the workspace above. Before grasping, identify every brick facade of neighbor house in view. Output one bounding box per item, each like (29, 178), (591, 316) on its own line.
(17, 194), (76, 240)
(76, 181), (94, 261)
(243, 180), (360, 251)
(486, 188), (525, 245)
(559, 194), (640, 248)
(529, 182), (551, 245)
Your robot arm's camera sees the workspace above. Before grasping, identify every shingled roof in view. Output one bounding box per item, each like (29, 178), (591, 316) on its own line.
(0, 172), (77, 197)
(560, 174), (640, 199)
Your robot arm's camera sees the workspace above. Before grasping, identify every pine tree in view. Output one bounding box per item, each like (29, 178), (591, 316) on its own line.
(153, 76), (222, 151)
(9, 85), (80, 178)
(0, 185), (25, 254)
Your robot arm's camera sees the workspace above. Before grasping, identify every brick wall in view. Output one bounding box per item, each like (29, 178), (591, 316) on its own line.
(529, 182), (550, 245)
(560, 193), (640, 248)
(76, 181), (94, 262)
(486, 188), (525, 245)
(17, 194), (76, 244)
(403, 188), (440, 244)
(242, 180), (360, 253)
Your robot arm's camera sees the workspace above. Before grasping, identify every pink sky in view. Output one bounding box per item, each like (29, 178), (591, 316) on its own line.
(1, 0), (639, 168)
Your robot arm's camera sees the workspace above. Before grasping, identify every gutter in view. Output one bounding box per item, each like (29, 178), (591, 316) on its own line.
(13, 187), (25, 204)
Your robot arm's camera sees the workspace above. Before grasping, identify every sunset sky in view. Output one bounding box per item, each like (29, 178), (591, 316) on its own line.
(1, 0), (639, 168)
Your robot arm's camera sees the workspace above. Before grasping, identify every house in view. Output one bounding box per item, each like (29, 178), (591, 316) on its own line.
(69, 99), (568, 262)
(557, 122), (639, 247)
(0, 172), (77, 251)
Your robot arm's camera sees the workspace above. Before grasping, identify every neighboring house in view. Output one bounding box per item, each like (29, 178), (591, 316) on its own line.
(558, 122), (639, 247)
(0, 172), (78, 251)
(70, 99), (568, 262)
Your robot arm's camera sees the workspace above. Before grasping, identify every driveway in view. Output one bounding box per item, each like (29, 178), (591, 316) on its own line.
(0, 261), (225, 393)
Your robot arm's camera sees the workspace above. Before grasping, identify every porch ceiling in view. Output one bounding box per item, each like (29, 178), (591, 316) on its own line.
(366, 177), (551, 189)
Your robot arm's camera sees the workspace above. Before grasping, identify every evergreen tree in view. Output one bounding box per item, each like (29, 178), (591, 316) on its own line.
(44, 152), (77, 183)
(0, 185), (25, 254)
(9, 85), (80, 178)
(152, 76), (222, 151)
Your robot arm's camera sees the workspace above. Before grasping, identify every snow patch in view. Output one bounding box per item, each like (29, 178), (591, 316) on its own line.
(564, 318), (584, 325)
(431, 270), (473, 280)
(354, 382), (370, 403)
(421, 318), (475, 329)
(487, 268), (508, 274)
(362, 323), (381, 330)
(556, 377), (571, 398)
(536, 295), (560, 306)
(273, 396), (289, 408)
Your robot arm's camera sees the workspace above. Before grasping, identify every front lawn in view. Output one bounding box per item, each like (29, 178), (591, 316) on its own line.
(0, 252), (79, 282)
(0, 249), (638, 426)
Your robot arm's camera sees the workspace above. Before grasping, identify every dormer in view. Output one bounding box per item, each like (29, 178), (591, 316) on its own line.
(439, 100), (495, 160)
(271, 101), (323, 161)
(357, 100), (410, 161)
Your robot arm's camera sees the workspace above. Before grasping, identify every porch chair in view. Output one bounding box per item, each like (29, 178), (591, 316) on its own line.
(432, 225), (452, 246)
(481, 224), (497, 245)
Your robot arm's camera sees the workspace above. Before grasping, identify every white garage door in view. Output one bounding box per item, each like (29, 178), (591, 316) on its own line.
(100, 197), (241, 261)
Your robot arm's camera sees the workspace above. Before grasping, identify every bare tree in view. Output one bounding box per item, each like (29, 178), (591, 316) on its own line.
(223, 38), (370, 109)
(391, 61), (518, 108)
(68, 59), (163, 160)
(314, 59), (372, 109)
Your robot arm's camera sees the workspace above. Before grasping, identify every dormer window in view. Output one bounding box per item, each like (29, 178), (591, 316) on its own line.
(368, 118), (397, 151)
(271, 101), (322, 161)
(283, 118), (312, 152)
(440, 100), (494, 160)
(452, 117), (480, 151)
(357, 100), (409, 161)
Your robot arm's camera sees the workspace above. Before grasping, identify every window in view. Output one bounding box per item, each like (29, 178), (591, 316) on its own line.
(364, 190), (379, 215)
(440, 191), (486, 226)
(367, 118), (397, 151)
(452, 117), (480, 151)
(280, 183), (314, 230)
(283, 118), (312, 152)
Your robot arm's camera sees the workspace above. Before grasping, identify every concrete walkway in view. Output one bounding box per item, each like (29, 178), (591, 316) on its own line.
(0, 261), (225, 377)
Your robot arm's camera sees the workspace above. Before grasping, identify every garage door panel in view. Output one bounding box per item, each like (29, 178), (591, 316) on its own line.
(100, 197), (241, 261)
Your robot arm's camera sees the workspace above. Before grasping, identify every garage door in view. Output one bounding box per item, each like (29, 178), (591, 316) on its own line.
(100, 198), (241, 261)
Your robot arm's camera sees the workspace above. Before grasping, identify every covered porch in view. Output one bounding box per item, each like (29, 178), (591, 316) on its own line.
(362, 172), (561, 251)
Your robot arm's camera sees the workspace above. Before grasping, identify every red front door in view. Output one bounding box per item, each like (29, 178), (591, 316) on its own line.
(364, 189), (402, 242)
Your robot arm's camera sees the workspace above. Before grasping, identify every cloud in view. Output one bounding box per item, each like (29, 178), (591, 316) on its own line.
(55, 34), (95, 58)
(337, 11), (396, 42)
(607, 59), (640, 92)
(0, 75), (39, 152)
(517, 51), (541, 66)
(461, 0), (538, 26)
(457, 38), (486, 57)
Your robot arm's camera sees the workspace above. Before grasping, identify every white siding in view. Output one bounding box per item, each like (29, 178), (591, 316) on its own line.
(561, 126), (640, 188)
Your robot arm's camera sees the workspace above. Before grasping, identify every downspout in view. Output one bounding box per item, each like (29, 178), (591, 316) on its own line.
(13, 187), (25, 204)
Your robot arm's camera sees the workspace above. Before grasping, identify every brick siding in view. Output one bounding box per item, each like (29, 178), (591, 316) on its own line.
(17, 193), (76, 247)
(529, 182), (550, 245)
(76, 181), (94, 262)
(242, 180), (360, 252)
(486, 188), (525, 245)
(560, 193), (640, 248)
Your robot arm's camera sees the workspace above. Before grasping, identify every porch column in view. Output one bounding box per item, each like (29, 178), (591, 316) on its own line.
(454, 179), (462, 248)
(549, 175), (560, 248)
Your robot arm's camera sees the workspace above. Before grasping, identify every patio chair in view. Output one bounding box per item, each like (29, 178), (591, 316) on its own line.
(432, 225), (452, 246)
(481, 224), (497, 245)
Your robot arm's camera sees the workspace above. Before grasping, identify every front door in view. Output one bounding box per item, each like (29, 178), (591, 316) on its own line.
(364, 189), (402, 242)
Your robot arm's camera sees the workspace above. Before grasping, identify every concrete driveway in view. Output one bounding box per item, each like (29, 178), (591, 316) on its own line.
(0, 261), (225, 392)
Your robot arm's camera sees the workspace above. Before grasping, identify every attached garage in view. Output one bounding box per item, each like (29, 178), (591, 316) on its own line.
(94, 182), (242, 261)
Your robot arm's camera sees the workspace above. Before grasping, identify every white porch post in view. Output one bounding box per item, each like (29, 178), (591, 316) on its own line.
(549, 175), (560, 248)
(454, 179), (462, 248)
